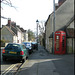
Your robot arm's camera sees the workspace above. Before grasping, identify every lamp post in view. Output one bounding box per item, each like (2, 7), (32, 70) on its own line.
(36, 19), (39, 50)
(53, 0), (55, 54)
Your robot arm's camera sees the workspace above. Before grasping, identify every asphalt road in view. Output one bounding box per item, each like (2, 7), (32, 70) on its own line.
(1, 46), (74, 75)
(52, 54), (74, 75)
(17, 45), (74, 75)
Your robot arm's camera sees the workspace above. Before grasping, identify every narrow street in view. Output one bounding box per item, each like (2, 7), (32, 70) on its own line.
(16, 45), (74, 75)
(1, 0), (74, 75)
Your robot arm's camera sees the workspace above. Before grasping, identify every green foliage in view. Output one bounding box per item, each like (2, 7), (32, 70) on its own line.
(28, 29), (35, 41)
(1, 39), (5, 47)
(1, 39), (5, 43)
(1, 39), (10, 47)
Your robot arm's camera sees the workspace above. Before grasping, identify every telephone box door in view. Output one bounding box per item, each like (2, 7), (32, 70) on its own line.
(54, 31), (66, 54)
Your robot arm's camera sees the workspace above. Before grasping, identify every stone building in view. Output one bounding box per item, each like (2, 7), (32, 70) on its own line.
(45, 0), (74, 54)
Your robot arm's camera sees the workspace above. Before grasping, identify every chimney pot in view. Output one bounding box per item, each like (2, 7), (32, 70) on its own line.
(8, 18), (11, 25)
(58, 0), (66, 6)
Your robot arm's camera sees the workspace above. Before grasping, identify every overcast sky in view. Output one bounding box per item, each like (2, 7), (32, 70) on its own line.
(1, 0), (58, 32)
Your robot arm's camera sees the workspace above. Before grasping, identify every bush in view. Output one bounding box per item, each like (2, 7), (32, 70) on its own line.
(1, 40), (6, 47)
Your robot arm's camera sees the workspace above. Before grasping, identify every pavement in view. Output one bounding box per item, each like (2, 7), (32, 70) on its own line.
(16, 45), (74, 75)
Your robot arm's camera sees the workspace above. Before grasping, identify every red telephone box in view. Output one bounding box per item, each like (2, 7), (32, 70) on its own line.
(54, 31), (66, 54)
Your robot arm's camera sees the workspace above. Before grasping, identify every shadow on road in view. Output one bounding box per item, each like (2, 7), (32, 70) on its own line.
(17, 45), (74, 75)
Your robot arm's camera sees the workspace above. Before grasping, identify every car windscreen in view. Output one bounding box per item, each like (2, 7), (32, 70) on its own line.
(5, 44), (21, 50)
(23, 43), (28, 46)
(32, 42), (37, 44)
(23, 42), (31, 46)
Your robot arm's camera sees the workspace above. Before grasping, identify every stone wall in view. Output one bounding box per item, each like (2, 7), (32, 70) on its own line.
(67, 38), (74, 53)
(49, 38), (53, 53)
(45, 13), (53, 53)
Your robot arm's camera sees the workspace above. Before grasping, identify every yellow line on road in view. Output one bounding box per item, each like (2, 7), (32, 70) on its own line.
(1, 64), (17, 75)
(16, 60), (28, 75)
(21, 60), (28, 68)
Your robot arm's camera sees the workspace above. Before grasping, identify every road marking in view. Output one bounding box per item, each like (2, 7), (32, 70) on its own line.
(20, 60), (28, 68)
(1, 64), (17, 75)
(4, 64), (16, 75)
(16, 60), (28, 75)
(2, 65), (14, 74)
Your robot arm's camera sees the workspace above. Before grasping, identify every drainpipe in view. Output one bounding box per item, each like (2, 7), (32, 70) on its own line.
(53, 0), (55, 54)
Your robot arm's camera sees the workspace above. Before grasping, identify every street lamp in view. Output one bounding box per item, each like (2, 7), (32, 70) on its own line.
(36, 19), (39, 50)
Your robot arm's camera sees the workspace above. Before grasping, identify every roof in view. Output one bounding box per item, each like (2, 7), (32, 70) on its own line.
(20, 28), (26, 32)
(55, 0), (74, 31)
(58, 0), (66, 2)
(45, 12), (53, 27)
(48, 0), (74, 38)
(5, 26), (16, 36)
(6, 24), (23, 35)
(6, 21), (26, 34)
(49, 17), (74, 38)
(11, 25), (18, 35)
(6, 24), (17, 35)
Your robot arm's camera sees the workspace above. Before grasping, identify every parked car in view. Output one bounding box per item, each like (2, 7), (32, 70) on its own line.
(22, 42), (33, 54)
(31, 42), (37, 50)
(2, 43), (29, 62)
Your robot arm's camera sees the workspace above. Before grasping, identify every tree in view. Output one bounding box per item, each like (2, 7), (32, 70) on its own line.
(28, 29), (35, 41)
(1, 0), (17, 19)
(1, 0), (16, 8)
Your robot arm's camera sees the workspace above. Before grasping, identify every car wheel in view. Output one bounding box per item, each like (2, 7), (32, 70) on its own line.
(29, 51), (32, 55)
(3, 56), (7, 61)
(26, 56), (28, 60)
(22, 59), (25, 63)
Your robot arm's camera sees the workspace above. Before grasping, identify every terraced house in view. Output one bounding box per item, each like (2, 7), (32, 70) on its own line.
(1, 19), (28, 46)
(45, 0), (74, 54)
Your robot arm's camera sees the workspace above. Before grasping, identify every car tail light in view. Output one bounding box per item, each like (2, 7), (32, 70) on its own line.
(2, 49), (5, 53)
(20, 51), (24, 55)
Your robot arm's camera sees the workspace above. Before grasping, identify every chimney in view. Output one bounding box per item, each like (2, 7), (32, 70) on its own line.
(58, 0), (66, 6)
(8, 18), (11, 29)
(8, 18), (11, 25)
(55, 3), (59, 10)
(11, 21), (16, 27)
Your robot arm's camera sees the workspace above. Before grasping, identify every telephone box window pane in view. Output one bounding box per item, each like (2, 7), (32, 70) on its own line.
(56, 36), (59, 39)
(56, 36), (60, 51)
(62, 36), (65, 39)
